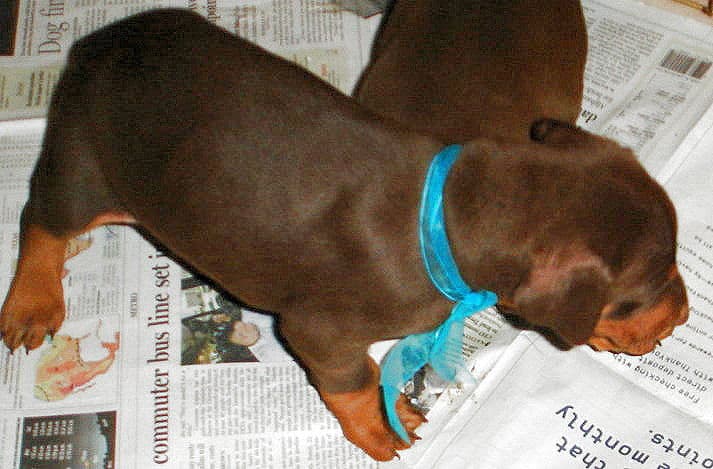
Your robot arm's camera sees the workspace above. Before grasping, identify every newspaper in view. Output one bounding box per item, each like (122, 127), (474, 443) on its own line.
(0, 0), (380, 120)
(0, 0), (712, 467)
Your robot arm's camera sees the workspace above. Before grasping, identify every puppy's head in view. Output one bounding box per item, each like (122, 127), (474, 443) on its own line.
(460, 120), (688, 354)
(527, 119), (688, 354)
(509, 233), (688, 355)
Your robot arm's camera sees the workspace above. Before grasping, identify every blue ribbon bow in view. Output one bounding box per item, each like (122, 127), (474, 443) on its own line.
(380, 144), (498, 443)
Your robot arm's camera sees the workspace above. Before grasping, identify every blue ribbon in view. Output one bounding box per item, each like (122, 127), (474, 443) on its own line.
(380, 144), (498, 443)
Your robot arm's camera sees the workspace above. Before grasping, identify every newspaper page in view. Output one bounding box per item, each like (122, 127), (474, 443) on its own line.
(577, 0), (713, 179)
(408, 332), (713, 469)
(0, 0), (379, 120)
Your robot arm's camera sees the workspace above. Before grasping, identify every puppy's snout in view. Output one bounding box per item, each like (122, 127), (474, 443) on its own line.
(588, 272), (689, 356)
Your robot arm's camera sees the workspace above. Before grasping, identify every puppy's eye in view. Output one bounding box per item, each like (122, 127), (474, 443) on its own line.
(609, 301), (641, 319)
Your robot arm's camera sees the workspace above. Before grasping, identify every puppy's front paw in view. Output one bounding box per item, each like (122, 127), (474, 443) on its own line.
(0, 276), (65, 352)
(396, 394), (427, 437)
(320, 376), (430, 461)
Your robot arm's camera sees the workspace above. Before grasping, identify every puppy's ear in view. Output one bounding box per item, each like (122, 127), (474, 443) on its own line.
(530, 119), (586, 145)
(512, 246), (611, 346)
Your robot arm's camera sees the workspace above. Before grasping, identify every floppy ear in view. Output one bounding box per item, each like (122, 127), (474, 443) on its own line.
(530, 119), (592, 146)
(512, 247), (611, 346)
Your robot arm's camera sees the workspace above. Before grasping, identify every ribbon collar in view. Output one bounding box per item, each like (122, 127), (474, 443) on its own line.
(380, 144), (498, 442)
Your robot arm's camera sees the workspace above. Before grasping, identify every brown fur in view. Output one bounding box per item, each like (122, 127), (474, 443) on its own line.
(355, 0), (587, 143)
(354, 0), (688, 353)
(0, 7), (687, 461)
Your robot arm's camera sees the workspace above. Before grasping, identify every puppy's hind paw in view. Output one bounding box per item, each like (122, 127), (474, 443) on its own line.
(0, 289), (65, 352)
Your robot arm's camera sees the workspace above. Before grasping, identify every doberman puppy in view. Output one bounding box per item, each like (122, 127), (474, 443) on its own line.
(355, 0), (688, 357)
(0, 8), (686, 461)
(356, 0), (587, 143)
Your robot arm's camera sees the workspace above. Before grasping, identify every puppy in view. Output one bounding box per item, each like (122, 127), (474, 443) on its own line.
(0, 8), (686, 461)
(354, 0), (688, 355)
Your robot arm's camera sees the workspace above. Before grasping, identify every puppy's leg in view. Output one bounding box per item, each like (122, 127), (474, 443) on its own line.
(0, 213), (133, 351)
(319, 358), (427, 459)
(0, 113), (134, 351)
(280, 318), (425, 460)
(1, 220), (71, 351)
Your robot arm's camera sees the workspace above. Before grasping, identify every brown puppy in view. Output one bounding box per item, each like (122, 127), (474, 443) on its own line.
(355, 0), (587, 143)
(0, 8), (686, 461)
(354, 0), (688, 355)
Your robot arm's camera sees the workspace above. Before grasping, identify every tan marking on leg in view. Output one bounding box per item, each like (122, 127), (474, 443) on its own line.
(1, 211), (136, 351)
(319, 358), (424, 461)
(0, 225), (69, 351)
